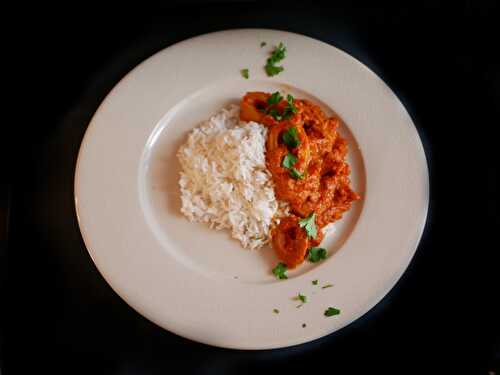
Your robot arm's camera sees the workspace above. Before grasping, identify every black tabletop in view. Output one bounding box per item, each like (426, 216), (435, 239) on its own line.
(2, 3), (499, 374)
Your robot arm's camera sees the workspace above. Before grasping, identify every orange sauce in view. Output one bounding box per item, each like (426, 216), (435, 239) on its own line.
(240, 92), (360, 268)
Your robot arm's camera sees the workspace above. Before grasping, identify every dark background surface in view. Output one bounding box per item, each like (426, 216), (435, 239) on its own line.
(2, 2), (499, 374)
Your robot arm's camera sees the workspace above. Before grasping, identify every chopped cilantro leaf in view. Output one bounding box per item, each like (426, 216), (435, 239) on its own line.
(261, 41), (267, 47)
(299, 213), (317, 239)
(312, 279), (319, 285)
(289, 167), (305, 180)
(265, 65), (284, 76)
(241, 69), (249, 79)
(283, 106), (298, 119)
(322, 284), (334, 289)
(268, 42), (286, 64)
(273, 308), (280, 314)
(282, 127), (301, 148)
(267, 108), (283, 121)
(324, 307), (341, 317)
(268, 91), (283, 105)
(282, 94), (298, 119)
(272, 262), (288, 280)
(282, 153), (297, 169)
(308, 247), (327, 262)
(297, 293), (307, 303)
(265, 42), (286, 76)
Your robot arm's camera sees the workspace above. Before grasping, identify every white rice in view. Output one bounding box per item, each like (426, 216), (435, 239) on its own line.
(177, 105), (287, 250)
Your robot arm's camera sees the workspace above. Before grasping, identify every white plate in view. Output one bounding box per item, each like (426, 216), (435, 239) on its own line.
(75, 29), (428, 349)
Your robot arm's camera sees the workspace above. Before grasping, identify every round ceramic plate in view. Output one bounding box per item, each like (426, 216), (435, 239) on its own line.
(75, 29), (428, 349)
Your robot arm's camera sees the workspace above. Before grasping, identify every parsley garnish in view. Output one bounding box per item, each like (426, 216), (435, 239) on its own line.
(324, 307), (341, 317)
(268, 91), (283, 105)
(282, 127), (301, 148)
(282, 149), (301, 178)
(312, 279), (319, 285)
(322, 284), (334, 289)
(289, 167), (305, 180)
(265, 42), (286, 76)
(267, 108), (283, 121)
(272, 262), (288, 279)
(282, 153), (297, 169)
(265, 65), (284, 76)
(268, 42), (286, 64)
(261, 41), (267, 47)
(295, 293), (307, 303)
(308, 247), (327, 262)
(262, 92), (297, 121)
(298, 213), (318, 239)
(273, 308), (280, 314)
(282, 94), (298, 119)
(241, 69), (249, 79)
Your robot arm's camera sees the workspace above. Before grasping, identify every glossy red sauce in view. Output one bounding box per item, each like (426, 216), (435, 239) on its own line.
(240, 92), (360, 268)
